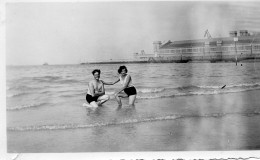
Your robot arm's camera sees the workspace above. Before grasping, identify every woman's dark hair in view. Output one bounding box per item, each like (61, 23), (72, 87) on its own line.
(92, 69), (101, 75)
(118, 66), (128, 74)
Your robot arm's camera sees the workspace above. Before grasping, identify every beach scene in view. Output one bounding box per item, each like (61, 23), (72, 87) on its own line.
(3, 1), (260, 158)
(6, 63), (260, 152)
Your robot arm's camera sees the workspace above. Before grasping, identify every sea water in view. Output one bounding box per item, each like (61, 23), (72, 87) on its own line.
(6, 62), (260, 152)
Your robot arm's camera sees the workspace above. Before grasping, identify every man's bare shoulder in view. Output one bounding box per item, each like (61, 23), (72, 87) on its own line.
(89, 80), (96, 85)
(99, 80), (105, 84)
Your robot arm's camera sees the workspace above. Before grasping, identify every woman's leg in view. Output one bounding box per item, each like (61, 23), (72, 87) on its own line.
(128, 94), (136, 106)
(115, 92), (128, 106)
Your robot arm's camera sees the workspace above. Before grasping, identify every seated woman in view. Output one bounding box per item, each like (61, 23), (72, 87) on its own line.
(102, 66), (137, 106)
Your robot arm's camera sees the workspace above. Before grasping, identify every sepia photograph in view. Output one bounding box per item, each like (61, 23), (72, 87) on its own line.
(2, 0), (260, 159)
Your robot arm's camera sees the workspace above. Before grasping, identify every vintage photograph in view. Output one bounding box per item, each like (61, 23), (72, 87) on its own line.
(4, 0), (260, 157)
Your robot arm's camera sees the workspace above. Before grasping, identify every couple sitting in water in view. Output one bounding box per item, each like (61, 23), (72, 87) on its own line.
(84, 66), (137, 108)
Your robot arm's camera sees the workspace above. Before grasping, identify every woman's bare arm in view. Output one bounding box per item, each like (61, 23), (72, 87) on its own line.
(101, 79), (120, 85)
(114, 75), (131, 95)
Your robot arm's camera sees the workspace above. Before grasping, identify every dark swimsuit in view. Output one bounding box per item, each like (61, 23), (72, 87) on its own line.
(124, 86), (137, 96)
(86, 94), (99, 104)
(86, 81), (103, 103)
(120, 75), (137, 97)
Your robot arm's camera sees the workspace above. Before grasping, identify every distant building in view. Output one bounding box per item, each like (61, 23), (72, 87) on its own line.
(134, 30), (260, 62)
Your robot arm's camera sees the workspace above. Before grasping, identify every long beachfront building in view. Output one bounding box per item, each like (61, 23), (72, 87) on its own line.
(134, 30), (260, 63)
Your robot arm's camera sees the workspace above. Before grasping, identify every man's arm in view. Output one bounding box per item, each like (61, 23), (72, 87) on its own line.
(88, 82), (95, 97)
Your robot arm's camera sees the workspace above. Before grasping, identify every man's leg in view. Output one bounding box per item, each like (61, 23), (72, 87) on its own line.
(85, 94), (98, 107)
(97, 95), (110, 105)
(83, 102), (93, 107)
(90, 101), (99, 108)
(83, 101), (98, 108)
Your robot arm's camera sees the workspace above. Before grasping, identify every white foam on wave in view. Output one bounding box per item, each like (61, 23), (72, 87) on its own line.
(8, 111), (260, 132)
(106, 88), (165, 95)
(7, 103), (46, 111)
(137, 86), (260, 99)
(198, 82), (260, 89)
(192, 86), (260, 95)
(6, 92), (28, 98)
(197, 85), (223, 89)
(8, 115), (182, 131)
(228, 82), (260, 88)
(138, 88), (165, 93)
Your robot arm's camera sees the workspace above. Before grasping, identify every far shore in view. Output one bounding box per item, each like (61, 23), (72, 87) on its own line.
(80, 59), (260, 65)
(5, 59), (260, 66)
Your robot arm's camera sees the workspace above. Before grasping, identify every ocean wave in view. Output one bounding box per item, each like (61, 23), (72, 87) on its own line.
(137, 82), (260, 93)
(197, 85), (224, 89)
(105, 88), (166, 95)
(104, 83), (260, 99)
(13, 76), (80, 85)
(7, 112), (260, 132)
(32, 76), (61, 82)
(137, 87), (260, 99)
(228, 82), (260, 88)
(134, 83), (260, 95)
(6, 85), (43, 91)
(58, 79), (80, 84)
(7, 103), (47, 111)
(6, 92), (29, 98)
(7, 115), (183, 131)
(176, 85), (200, 90)
(198, 82), (260, 89)
(138, 88), (165, 93)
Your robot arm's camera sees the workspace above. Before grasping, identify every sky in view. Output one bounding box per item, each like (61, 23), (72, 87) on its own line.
(5, 1), (260, 65)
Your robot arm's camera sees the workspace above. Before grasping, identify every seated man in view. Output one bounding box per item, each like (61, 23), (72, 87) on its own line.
(83, 69), (109, 108)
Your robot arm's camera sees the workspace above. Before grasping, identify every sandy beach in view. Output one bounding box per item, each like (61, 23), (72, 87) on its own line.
(8, 89), (260, 152)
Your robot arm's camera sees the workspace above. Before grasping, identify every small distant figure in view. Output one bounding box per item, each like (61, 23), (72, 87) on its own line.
(83, 69), (109, 108)
(221, 85), (226, 89)
(241, 64), (243, 66)
(103, 66), (137, 106)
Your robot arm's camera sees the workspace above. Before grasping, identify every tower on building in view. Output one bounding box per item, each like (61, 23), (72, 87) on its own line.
(153, 41), (162, 57)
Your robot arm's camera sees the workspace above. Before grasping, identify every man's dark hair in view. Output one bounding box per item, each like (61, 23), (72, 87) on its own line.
(92, 69), (101, 75)
(118, 66), (128, 74)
